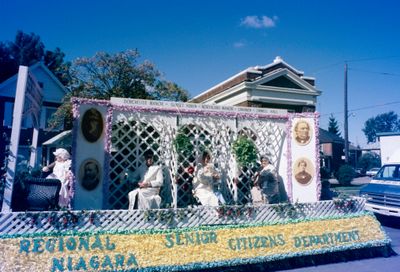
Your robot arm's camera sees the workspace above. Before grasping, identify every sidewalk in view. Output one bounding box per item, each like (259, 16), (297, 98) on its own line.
(329, 176), (371, 186)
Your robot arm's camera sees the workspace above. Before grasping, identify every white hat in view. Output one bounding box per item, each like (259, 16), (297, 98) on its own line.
(53, 148), (70, 160)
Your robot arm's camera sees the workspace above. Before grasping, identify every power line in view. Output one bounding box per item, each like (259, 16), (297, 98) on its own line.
(320, 101), (400, 117)
(345, 56), (400, 63)
(349, 68), (400, 77)
(309, 56), (400, 75)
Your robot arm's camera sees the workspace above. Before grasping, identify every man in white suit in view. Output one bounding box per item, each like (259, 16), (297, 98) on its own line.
(128, 151), (163, 210)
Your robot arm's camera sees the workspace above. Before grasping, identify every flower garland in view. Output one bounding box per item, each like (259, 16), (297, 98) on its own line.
(143, 208), (188, 225)
(333, 195), (357, 212)
(102, 105), (114, 209)
(71, 97), (290, 120)
(271, 202), (307, 219)
(286, 112), (320, 203)
(14, 210), (99, 230)
(314, 112), (322, 200)
(70, 99), (82, 209)
(286, 116), (293, 202)
(216, 205), (256, 219)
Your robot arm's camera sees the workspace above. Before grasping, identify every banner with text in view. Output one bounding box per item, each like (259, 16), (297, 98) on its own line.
(0, 214), (389, 272)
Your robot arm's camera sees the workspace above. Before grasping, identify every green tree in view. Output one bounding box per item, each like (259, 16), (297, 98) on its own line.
(362, 111), (400, 143)
(49, 50), (189, 129)
(0, 42), (17, 81)
(44, 47), (71, 85)
(68, 50), (188, 100)
(358, 152), (381, 171)
(9, 31), (45, 66)
(0, 31), (70, 84)
(328, 114), (341, 136)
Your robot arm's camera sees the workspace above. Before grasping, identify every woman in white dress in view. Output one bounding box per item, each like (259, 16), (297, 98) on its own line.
(42, 148), (72, 208)
(128, 152), (163, 210)
(192, 151), (221, 206)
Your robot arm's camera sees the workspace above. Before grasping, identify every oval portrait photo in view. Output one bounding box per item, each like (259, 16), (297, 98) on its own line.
(79, 159), (101, 191)
(293, 157), (314, 185)
(81, 108), (104, 143)
(293, 119), (312, 146)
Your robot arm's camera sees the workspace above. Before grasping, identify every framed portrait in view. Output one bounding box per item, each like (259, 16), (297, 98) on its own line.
(293, 157), (314, 185)
(79, 159), (101, 191)
(81, 108), (104, 143)
(293, 119), (312, 146)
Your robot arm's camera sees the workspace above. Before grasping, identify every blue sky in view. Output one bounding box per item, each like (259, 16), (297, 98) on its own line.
(1, 0), (400, 147)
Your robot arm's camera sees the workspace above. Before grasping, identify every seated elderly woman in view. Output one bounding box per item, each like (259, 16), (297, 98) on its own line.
(127, 151), (163, 210)
(252, 155), (279, 205)
(192, 151), (224, 206)
(42, 148), (72, 208)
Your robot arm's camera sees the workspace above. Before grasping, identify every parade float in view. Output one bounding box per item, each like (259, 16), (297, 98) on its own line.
(0, 97), (393, 272)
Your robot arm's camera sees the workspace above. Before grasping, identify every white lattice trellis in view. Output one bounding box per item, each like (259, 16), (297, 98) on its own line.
(106, 110), (289, 210)
(0, 198), (366, 235)
(109, 112), (175, 209)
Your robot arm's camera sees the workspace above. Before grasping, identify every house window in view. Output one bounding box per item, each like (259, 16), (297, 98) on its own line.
(44, 107), (62, 130)
(4, 102), (13, 127)
(3, 102), (33, 128)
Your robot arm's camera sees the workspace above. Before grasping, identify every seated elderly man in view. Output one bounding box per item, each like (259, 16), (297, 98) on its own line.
(128, 151), (163, 210)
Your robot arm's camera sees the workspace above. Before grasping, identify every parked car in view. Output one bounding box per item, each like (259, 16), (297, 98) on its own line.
(359, 163), (400, 217)
(366, 167), (380, 177)
(355, 168), (365, 177)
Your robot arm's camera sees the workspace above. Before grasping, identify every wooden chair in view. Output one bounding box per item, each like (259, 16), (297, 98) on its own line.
(24, 178), (61, 211)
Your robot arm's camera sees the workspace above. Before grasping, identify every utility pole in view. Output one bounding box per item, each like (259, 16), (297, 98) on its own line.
(344, 62), (349, 163)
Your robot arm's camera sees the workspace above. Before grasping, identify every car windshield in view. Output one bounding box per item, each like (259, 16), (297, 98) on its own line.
(375, 165), (400, 180)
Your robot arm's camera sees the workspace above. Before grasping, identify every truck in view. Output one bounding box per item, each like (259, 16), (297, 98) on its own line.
(360, 132), (400, 217)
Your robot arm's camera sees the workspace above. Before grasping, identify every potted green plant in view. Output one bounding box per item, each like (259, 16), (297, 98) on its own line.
(232, 136), (257, 167)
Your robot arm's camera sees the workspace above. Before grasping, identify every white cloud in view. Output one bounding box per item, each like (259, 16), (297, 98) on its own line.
(233, 41), (246, 48)
(240, 15), (278, 29)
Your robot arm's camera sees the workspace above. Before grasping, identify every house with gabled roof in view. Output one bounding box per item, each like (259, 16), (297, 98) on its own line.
(190, 57), (357, 174)
(190, 56), (321, 113)
(0, 62), (67, 167)
(319, 128), (345, 174)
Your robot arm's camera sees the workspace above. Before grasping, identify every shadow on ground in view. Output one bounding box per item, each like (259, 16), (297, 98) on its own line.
(376, 214), (400, 229)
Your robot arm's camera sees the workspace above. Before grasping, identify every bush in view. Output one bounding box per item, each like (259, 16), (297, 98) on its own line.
(337, 164), (355, 186)
(320, 167), (330, 179)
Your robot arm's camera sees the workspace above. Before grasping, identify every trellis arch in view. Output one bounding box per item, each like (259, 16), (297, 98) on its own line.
(109, 112), (175, 209)
(105, 109), (287, 209)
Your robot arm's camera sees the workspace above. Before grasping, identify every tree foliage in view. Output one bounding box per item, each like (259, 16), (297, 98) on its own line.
(358, 152), (381, 171)
(0, 31), (70, 84)
(362, 111), (400, 143)
(328, 114), (341, 136)
(68, 50), (189, 101)
(49, 50), (190, 129)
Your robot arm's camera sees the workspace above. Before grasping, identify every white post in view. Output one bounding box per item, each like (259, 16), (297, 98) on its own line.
(29, 127), (39, 167)
(1, 66), (28, 212)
